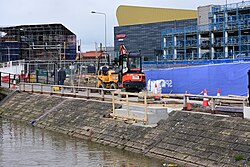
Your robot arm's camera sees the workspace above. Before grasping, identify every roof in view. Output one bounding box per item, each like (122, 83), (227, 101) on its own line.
(1, 23), (75, 35)
(116, 5), (197, 26)
(76, 51), (104, 60)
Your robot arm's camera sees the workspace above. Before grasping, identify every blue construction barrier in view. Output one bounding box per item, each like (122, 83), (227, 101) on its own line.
(145, 62), (250, 96)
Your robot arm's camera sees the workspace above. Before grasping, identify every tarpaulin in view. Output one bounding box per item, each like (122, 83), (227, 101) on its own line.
(145, 62), (250, 96)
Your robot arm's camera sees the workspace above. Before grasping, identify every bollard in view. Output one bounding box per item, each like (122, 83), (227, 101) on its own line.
(87, 88), (90, 99)
(40, 84), (43, 94)
(101, 90), (104, 101)
(46, 71), (49, 84)
(9, 73), (11, 88)
(184, 91), (191, 111)
(11, 79), (17, 89)
(12, 75), (16, 88)
(202, 88), (209, 107)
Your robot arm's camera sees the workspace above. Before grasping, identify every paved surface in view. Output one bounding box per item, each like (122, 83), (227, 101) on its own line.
(1, 92), (250, 166)
(0, 81), (246, 117)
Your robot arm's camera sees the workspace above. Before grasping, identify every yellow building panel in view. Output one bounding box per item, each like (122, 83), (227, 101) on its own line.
(116, 5), (197, 26)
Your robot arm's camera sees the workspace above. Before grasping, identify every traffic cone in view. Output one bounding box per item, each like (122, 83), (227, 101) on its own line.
(184, 91), (192, 111)
(12, 79), (16, 89)
(217, 88), (221, 96)
(153, 83), (160, 100)
(202, 88), (209, 107)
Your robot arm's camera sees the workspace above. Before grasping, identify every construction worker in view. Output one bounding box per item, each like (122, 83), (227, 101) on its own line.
(58, 68), (66, 85)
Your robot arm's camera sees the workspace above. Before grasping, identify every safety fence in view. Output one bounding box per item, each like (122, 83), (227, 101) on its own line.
(8, 82), (250, 124)
(183, 93), (248, 112)
(24, 60), (98, 86)
(0, 72), (24, 89)
(19, 82), (116, 101)
(112, 91), (149, 124)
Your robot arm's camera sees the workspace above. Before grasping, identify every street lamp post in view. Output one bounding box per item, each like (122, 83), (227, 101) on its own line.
(91, 11), (107, 52)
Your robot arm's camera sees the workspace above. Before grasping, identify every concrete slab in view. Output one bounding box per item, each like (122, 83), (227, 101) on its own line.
(243, 106), (250, 119)
(114, 105), (169, 125)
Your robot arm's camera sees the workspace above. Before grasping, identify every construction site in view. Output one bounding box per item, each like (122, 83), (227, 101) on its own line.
(0, 24), (76, 61)
(0, 0), (250, 166)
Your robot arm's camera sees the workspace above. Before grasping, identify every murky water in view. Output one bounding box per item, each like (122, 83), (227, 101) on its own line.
(0, 119), (163, 167)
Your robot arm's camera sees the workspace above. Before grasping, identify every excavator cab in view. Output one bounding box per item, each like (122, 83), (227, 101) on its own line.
(119, 45), (146, 92)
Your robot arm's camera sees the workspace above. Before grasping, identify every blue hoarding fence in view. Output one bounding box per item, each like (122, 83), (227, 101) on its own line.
(145, 62), (250, 96)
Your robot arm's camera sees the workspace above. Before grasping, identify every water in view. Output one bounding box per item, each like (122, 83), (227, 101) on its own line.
(0, 119), (163, 167)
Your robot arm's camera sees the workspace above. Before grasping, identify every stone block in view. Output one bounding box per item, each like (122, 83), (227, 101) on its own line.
(131, 143), (144, 150)
(243, 106), (250, 119)
(114, 105), (169, 125)
(184, 155), (201, 163)
(174, 152), (188, 160)
(109, 143), (118, 148)
(102, 141), (110, 146)
(182, 162), (201, 167)
(164, 144), (178, 151)
(208, 153), (223, 162)
(116, 145), (125, 149)
(125, 141), (134, 147)
(124, 147), (135, 152)
(162, 149), (176, 157)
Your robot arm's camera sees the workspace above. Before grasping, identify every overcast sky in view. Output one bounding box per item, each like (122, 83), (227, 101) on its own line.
(1, 0), (241, 51)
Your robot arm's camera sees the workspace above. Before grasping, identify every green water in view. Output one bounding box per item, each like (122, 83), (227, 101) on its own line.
(0, 119), (164, 167)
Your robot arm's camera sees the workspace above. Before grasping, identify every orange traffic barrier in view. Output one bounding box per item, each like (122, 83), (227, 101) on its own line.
(11, 79), (17, 89)
(185, 91), (192, 111)
(202, 88), (209, 107)
(153, 83), (160, 100)
(217, 88), (221, 96)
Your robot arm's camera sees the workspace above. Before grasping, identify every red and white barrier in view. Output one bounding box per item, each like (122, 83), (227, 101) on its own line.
(185, 91), (192, 110)
(217, 88), (221, 96)
(202, 88), (209, 107)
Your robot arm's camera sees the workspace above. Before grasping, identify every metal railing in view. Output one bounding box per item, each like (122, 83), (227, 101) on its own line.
(183, 94), (248, 111)
(19, 82), (116, 101)
(112, 91), (149, 124)
(0, 72), (19, 88)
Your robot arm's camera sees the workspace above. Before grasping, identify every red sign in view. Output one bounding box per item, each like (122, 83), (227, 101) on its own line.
(116, 34), (126, 39)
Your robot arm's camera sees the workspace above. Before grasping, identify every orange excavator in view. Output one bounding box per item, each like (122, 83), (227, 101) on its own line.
(96, 44), (146, 92)
(118, 44), (146, 92)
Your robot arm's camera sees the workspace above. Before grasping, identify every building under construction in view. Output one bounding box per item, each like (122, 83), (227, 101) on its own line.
(162, 1), (250, 61)
(0, 23), (76, 62)
(114, 1), (250, 63)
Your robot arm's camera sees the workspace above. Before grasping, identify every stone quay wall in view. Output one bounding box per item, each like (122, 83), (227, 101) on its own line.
(1, 92), (250, 167)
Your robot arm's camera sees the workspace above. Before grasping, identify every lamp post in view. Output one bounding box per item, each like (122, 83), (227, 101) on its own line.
(91, 11), (107, 52)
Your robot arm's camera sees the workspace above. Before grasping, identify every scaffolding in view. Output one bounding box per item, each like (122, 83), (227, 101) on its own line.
(162, 0), (250, 61)
(0, 23), (76, 62)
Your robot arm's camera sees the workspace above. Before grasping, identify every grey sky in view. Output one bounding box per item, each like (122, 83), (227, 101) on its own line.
(1, 0), (241, 51)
